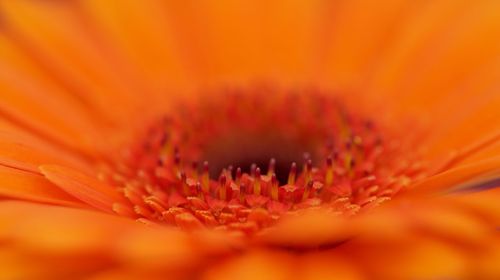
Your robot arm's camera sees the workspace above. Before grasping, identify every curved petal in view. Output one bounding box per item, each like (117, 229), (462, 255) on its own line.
(78, 0), (192, 94)
(257, 209), (351, 249)
(164, 0), (328, 86)
(410, 157), (500, 194)
(0, 166), (84, 207)
(40, 164), (128, 212)
(0, 201), (243, 278)
(0, 0), (139, 123)
(0, 201), (136, 279)
(202, 250), (294, 280)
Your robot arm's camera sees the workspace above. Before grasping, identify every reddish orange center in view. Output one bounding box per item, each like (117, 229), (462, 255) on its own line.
(103, 87), (425, 235)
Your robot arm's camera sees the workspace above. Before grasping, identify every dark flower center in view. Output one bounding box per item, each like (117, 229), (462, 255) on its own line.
(104, 86), (424, 234)
(202, 129), (315, 184)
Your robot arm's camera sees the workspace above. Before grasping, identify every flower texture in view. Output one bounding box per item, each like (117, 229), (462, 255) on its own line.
(0, 1), (499, 279)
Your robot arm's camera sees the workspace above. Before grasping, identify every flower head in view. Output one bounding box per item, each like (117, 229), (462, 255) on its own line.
(0, 0), (499, 279)
(98, 87), (425, 235)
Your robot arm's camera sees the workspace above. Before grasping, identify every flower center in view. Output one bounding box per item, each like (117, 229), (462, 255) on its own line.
(202, 128), (315, 184)
(105, 86), (424, 234)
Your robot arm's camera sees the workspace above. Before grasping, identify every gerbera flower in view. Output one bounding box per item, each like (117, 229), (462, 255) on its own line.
(0, 0), (499, 279)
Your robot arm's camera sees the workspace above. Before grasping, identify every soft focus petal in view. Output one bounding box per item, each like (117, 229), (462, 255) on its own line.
(412, 157), (500, 194)
(40, 164), (127, 212)
(202, 250), (294, 280)
(258, 209), (351, 249)
(0, 166), (84, 207)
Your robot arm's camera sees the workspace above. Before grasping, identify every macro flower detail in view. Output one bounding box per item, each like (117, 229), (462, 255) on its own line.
(92, 88), (423, 234)
(0, 0), (499, 279)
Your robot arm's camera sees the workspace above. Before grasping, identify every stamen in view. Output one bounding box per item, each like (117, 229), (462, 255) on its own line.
(267, 158), (276, 176)
(196, 182), (205, 200)
(253, 167), (262, 195)
(191, 161), (199, 179)
(218, 173), (227, 201)
(239, 182), (246, 204)
(180, 172), (189, 196)
(235, 167), (242, 187)
(174, 149), (181, 177)
(202, 161), (210, 193)
(250, 164), (257, 177)
(302, 180), (314, 202)
(270, 173), (279, 201)
(288, 162), (297, 185)
(227, 165), (234, 180)
(304, 159), (313, 185)
(325, 156), (334, 186)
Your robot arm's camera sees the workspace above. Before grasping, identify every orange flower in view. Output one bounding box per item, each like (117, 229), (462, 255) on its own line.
(0, 0), (499, 279)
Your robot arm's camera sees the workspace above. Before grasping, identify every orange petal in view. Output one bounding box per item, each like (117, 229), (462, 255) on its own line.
(0, 201), (136, 278)
(40, 164), (128, 212)
(0, 0), (140, 124)
(0, 201), (135, 254)
(422, 95), (500, 162)
(0, 201), (239, 278)
(471, 237), (500, 279)
(410, 157), (500, 194)
(165, 0), (327, 86)
(258, 209), (350, 248)
(406, 201), (493, 246)
(80, 0), (191, 94)
(321, 0), (416, 89)
(366, 0), (500, 107)
(0, 249), (113, 280)
(202, 250), (294, 280)
(86, 269), (173, 280)
(0, 35), (103, 152)
(297, 252), (362, 280)
(431, 131), (500, 174)
(341, 235), (468, 279)
(449, 187), (500, 225)
(0, 139), (92, 174)
(113, 227), (198, 271)
(0, 165), (83, 207)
